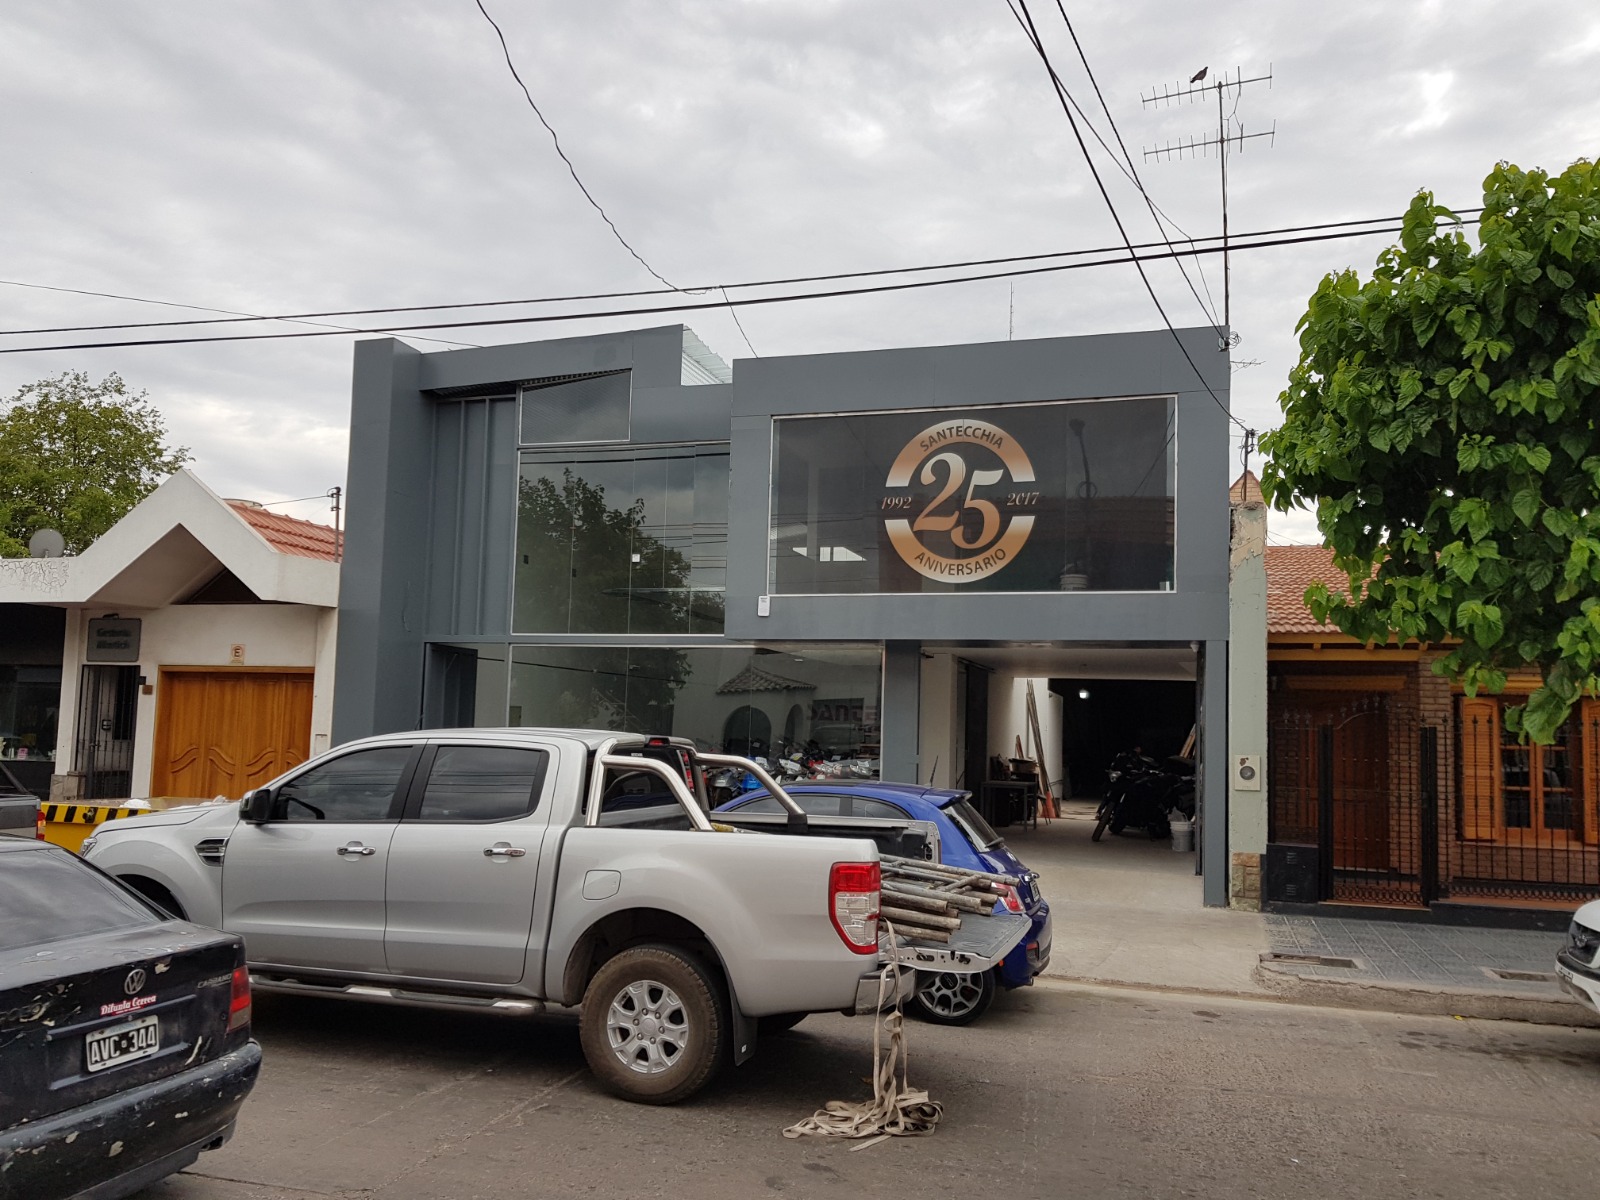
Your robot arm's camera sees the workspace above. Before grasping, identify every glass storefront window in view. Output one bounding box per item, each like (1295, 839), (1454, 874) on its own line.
(495, 644), (882, 775)
(0, 666), (61, 762)
(515, 444), (729, 634)
(769, 397), (1176, 594)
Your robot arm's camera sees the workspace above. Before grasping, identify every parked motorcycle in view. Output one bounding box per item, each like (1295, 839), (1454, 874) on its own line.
(1093, 749), (1181, 841)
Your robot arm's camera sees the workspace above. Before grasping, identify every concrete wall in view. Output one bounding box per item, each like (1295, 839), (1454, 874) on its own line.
(988, 675), (1064, 792)
(1227, 500), (1269, 909)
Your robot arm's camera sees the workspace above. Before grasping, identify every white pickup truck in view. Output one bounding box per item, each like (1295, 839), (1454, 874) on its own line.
(83, 728), (1029, 1103)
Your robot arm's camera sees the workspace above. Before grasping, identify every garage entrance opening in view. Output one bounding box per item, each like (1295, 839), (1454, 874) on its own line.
(1056, 678), (1196, 800)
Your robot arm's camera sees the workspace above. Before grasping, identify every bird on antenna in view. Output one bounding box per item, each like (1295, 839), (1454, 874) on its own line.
(1190, 66), (1208, 83)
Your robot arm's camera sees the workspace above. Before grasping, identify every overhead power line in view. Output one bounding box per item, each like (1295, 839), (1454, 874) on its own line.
(1006, 0), (1246, 431)
(0, 211), (1479, 340)
(472, 0), (678, 291)
(1048, 0), (1221, 333)
(0, 217), (1481, 356)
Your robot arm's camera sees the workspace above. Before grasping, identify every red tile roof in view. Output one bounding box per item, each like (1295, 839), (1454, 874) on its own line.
(229, 503), (342, 562)
(1265, 544), (1344, 635)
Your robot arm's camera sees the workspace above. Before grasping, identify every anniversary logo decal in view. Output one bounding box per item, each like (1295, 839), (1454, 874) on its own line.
(882, 418), (1038, 583)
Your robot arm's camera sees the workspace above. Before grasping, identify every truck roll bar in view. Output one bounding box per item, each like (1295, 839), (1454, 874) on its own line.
(696, 753), (809, 834)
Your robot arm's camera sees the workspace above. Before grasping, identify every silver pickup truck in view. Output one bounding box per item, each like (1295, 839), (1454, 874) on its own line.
(82, 728), (1028, 1103)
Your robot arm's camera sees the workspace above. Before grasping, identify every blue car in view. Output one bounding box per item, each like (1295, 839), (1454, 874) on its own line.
(716, 781), (1051, 1024)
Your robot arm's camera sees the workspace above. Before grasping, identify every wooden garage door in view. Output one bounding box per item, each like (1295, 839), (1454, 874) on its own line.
(151, 670), (314, 799)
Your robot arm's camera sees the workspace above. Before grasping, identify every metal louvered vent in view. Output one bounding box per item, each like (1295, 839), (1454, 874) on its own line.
(194, 837), (228, 865)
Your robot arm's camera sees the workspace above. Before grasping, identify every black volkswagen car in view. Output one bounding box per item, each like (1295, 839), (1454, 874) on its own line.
(0, 839), (261, 1200)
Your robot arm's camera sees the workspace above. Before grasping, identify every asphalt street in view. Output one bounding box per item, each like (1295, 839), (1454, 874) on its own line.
(139, 982), (1600, 1200)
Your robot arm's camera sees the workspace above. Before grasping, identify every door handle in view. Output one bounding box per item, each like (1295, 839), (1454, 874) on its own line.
(337, 842), (377, 857)
(483, 843), (527, 858)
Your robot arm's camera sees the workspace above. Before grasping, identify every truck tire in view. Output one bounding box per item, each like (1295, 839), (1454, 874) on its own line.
(579, 944), (728, 1105)
(909, 967), (996, 1026)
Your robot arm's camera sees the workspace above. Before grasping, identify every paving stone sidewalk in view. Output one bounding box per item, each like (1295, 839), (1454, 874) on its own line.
(1263, 912), (1570, 997)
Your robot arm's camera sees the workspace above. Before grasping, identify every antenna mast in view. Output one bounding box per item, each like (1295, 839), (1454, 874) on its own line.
(1141, 66), (1274, 349)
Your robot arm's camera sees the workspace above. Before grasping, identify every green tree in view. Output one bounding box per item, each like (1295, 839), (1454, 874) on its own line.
(0, 371), (190, 555)
(1261, 159), (1600, 743)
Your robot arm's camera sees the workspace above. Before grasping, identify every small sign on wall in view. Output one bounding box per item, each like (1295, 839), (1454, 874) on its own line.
(86, 618), (141, 662)
(229, 644), (246, 665)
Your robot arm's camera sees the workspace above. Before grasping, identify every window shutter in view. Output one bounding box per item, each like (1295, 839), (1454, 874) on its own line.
(1459, 697), (1500, 841)
(1582, 698), (1600, 846)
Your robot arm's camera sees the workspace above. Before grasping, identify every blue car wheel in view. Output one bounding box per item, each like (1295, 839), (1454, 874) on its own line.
(909, 968), (997, 1025)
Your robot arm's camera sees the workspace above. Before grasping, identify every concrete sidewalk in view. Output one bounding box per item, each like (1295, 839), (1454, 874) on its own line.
(1004, 801), (1599, 1027)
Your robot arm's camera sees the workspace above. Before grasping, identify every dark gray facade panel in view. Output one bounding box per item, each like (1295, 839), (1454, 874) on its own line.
(724, 328), (1229, 645)
(629, 383), (732, 445)
(729, 327), (1226, 417)
(426, 397), (519, 640)
(416, 331), (635, 393)
(333, 338), (430, 744)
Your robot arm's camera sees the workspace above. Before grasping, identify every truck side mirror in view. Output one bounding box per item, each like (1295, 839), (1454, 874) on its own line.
(240, 788), (276, 824)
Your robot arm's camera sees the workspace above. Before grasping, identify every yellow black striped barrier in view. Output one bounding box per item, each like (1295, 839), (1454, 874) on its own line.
(42, 803), (147, 852)
(42, 803), (143, 825)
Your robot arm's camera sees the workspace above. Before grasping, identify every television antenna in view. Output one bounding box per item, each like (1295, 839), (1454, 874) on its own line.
(1142, 66), (1275, 347)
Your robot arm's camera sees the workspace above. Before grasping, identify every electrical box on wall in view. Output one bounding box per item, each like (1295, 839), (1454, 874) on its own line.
(1234, 753), (1262, 791)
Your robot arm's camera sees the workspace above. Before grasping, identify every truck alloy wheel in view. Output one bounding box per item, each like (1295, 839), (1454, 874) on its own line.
(580, 944), (727, 1104)
(909, 968), (996, 1025)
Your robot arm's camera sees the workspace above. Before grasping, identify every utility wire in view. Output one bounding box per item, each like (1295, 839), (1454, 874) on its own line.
(0, 279), (479, 349)
(473, 0), (681, 291)
(723, 286), (759, 357)
(1048, 0), (1221, 334)
(0, 218), (1479, 356)
(1006, 0), (1246, 432)
(0, 211), (1479, 339)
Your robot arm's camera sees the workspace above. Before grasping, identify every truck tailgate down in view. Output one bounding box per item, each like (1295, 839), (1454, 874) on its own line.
(887, 911), (1031, 975)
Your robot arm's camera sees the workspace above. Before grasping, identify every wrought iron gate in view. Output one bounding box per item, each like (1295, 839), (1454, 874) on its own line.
(75, 664), (138, 800)
(1268, 696), (1429, 907)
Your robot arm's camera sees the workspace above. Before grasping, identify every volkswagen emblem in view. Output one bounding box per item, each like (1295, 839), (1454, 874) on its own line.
(124, 968), (147, 995)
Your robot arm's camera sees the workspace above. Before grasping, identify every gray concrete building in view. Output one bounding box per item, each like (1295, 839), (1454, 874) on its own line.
(333, 324), (1235, 903)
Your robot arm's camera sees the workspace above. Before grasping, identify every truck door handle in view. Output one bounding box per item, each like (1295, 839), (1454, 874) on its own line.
(483, 843), (527, 858)
(336, 842), (377, 857)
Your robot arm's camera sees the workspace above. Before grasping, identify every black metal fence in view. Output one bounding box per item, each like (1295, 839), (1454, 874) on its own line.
(1268, 695), (1600, 910)
(1268, 695), (1426, 906)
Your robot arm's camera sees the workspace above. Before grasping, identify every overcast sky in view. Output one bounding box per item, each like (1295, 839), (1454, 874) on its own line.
(1, 1), (1595, 544)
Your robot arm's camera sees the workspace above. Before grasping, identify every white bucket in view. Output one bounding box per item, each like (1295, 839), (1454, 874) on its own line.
(1170, 818), (1195, 852)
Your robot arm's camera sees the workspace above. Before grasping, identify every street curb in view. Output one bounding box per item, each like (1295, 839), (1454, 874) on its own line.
(1253, 961), (1600, 1028)
(1031, 969), (1600, 1029)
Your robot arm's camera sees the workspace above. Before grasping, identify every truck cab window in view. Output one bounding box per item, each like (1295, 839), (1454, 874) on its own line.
(415, 745), (547, 822)
(276, 746), (412, 822)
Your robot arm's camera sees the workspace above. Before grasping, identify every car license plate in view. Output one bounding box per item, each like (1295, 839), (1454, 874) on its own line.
(85, 1014), (160, 1073)
(1557, 964), (1575, 984)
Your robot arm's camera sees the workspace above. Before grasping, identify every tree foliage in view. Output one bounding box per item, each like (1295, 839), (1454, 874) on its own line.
(0, 371), (190, 556)
(1261, 160), (1600, 743)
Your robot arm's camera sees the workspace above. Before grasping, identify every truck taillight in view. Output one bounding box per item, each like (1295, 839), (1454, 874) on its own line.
(228, 966), (252, 1033)
(829, 861), (880, 954)
(36, 809), (46, 840)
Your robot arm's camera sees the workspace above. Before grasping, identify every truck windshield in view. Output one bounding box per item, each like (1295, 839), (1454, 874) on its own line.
(941, 796), (1003, 851)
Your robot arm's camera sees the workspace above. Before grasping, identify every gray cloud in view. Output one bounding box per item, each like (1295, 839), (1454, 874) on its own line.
(0, 0), (1593, 542)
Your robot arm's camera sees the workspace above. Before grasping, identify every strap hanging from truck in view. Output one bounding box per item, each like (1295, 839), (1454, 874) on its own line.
(781, 923), (942, 1141)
